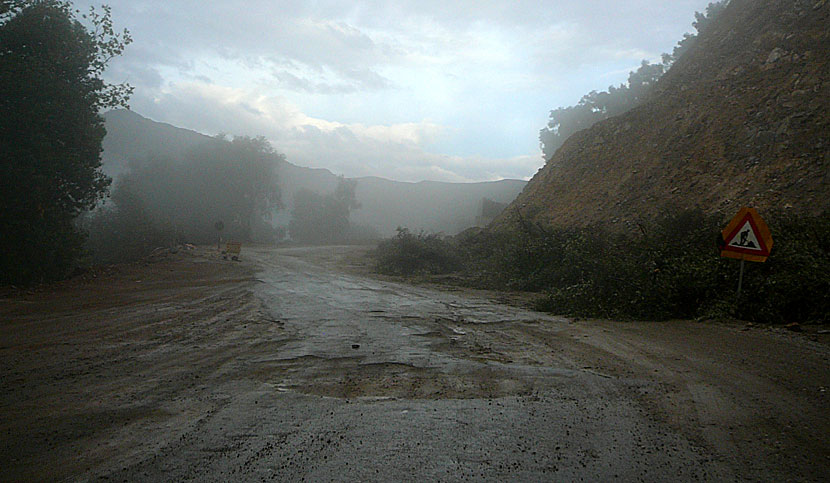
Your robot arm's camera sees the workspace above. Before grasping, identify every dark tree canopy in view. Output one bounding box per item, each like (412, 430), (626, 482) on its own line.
(289, 177), (360, 244)
(177, 135), (283, 241)
(84, 135), (284, 263)
(539, 1), (729, 160)
(0, 0), (131, 283)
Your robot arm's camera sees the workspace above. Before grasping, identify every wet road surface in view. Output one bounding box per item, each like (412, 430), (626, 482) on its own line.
(248, 247), (730, 480)
(2, 245), (828, 481)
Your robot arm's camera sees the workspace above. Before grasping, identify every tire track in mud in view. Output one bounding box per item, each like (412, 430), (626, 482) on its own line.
(0, 248), (291, 480)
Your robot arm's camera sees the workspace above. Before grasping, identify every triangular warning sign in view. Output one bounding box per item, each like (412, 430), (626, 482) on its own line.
(727, 220), (763, 251)
(720, 207), (773, 262)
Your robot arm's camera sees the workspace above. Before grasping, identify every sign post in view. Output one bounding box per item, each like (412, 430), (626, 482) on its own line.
(737, 259), (745, 296)
(214, 220), (224, 251)
(719, 207), (773, 297)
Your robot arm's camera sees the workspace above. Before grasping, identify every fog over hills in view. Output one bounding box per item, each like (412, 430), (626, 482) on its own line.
(102, 109), (526, 237)
(495, 0), (829, 231)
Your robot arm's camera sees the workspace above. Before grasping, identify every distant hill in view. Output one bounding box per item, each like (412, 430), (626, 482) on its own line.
(101, 109), (526, 237)
(350, 176), (525, 236)
(494, 0), (829, 231)
(102, 109), (213, 179)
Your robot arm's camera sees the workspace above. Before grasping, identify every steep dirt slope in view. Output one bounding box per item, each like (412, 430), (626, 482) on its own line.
(496, 0), (829, 230)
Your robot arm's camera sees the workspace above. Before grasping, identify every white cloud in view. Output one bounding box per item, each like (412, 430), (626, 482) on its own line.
(86, 0), (717, 182)
(132, 81), (532, 182)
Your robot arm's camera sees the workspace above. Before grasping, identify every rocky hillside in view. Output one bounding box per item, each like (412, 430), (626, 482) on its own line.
(495, 0), (829, 231)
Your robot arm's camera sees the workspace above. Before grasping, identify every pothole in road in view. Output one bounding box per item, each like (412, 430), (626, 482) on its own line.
(269, 360), (534, 400)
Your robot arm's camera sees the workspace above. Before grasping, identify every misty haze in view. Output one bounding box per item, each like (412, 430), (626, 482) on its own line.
(1, 0), (828, 481)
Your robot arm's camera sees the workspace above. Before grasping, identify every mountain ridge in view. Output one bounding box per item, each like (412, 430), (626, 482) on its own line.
(101, 109), (527, 236)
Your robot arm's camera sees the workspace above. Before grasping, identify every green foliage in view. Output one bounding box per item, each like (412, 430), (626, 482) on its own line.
(539, 61), (665, 158)
(4, 211), (85, 282)
(0, 0), (131, 284)
(288, 177), (360, 244)
(529, 209), (828, 323)
(80, 185), (173, 264)
(375, 208), (829, 324)
(527, 209), (726, 320)
(84, 136), (283, 263)
(539, 0), (730, 159)
(176, 135), (282, 242)
(730, 211), (830, 323)
(375, 228), (461, 276)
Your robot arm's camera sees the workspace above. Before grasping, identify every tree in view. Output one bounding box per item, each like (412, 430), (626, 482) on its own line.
(174, 135), (282, 242)
(0, 0), (131, 283)
(661, 2), (730, 68)
(538, 60), (665, 159)
(539, 0), (730, 160)
(289, 177), (360, 244)
(84, 134), (284, 262)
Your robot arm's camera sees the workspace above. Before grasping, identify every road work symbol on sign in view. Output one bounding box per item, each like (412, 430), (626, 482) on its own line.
(720, 207), (773, 263)
(730, 221), (761, 250)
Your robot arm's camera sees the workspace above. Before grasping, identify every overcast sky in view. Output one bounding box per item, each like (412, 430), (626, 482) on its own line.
(79, 0), (715, 183)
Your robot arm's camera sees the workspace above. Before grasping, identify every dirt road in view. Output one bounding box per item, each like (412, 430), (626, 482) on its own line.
(1, 245), (828, 481)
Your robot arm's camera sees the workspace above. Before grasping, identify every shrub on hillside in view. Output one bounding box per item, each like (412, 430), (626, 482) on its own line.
(730, 210), (830, 323)
(375, 228), (461, 275)
(374, 208), (829, 324)
(532, 209), (726, 319)
(527, 209), (829, 323)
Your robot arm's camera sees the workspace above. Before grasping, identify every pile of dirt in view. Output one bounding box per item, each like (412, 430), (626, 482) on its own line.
(495, 0), (829, 231)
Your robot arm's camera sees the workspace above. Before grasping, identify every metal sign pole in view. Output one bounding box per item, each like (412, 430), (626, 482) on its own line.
(737, 258), (745, 297)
